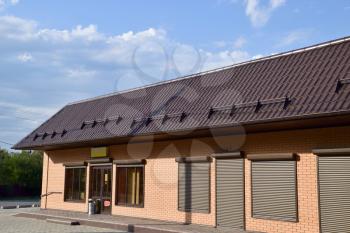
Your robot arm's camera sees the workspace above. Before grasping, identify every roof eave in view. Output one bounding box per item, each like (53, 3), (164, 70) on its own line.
(13, 111), (350, 151)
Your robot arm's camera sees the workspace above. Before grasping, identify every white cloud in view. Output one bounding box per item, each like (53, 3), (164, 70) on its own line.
(0, 15), (257, 96)
(70, 25), (104, 42)
(270, 0), (285, 8)
(277, 29), (312, 47)
(0, 100), (58, 148)
(109, 28), (165, 43)
(203, 50), (250, 70)
(10, 0), (19, 5)
(216, 0), (239, 5)
(252, 54), (264, 59)
(172, 44), (203, 75)
(0, 0), (19, 10)
(233, 36), (247, 48)
(213, 36), (247, 49)
(37, 24), (104, 43)
(0, 16), (105, 43)
(0, 15), (252, 75)
(0, 15), (259, 147)
(0, 101), (56, 117)
(213, 40), (227, 48)
(0, 101), (57, 125)
(65, 67), (97, 80)
(0, 15), (37, 40)
(17, 52), (33, 62)
(244, 0), (286, 27)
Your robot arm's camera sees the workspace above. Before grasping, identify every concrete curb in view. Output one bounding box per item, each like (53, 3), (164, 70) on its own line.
(0, 204), (40, 209)
(47, 218), (80, 226)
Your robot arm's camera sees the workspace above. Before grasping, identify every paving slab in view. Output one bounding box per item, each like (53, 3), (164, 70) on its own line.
(15, 208), (262, 233)
(0, 208), (124, 233)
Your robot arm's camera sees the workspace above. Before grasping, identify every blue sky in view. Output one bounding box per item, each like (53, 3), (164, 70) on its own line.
(0, 0), (349, 149)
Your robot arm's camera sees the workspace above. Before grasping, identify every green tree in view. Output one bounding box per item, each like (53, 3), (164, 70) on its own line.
(0, 149), (13, 185)
(0, 148), (43, 195)
(12, 150), (43, 188)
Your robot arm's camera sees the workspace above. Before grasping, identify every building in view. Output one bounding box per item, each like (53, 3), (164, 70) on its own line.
(13, 37), (350, 233)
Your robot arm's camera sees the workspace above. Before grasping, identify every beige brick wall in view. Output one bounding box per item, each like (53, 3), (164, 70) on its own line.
(41, 148), (90, 212)
(111, 158), (216, 225)
(245, 154), (319, 233)
(40, 125), (350, 232)
(239, 126), (350, 233)
(108, 137), (217, 225)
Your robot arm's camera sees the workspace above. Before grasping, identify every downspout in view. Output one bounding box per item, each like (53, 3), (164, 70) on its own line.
(45, 153), (49, 209)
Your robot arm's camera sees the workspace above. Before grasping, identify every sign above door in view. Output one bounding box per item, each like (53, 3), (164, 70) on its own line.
(91, 147), (108, 158)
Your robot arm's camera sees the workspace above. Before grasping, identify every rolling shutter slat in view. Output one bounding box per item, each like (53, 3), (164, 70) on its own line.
(319, 156), (350, 233)
(178, 163), (210, 213)
(216, 158), (244, 229)
(252, 160), (297, 221)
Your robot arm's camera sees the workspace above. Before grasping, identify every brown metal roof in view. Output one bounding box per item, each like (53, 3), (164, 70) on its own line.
(13, 37), (350, 150)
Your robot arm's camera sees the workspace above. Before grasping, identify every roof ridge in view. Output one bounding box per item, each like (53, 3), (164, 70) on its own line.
(68, 35), (350, 106)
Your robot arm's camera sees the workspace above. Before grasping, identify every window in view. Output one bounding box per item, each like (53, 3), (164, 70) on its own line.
(178, 162), (210, 213)
(64, 167), (86, 202)
(251, 158), (298, 221)
(89, 166), (112, 199)
(116, 166), (144, 207)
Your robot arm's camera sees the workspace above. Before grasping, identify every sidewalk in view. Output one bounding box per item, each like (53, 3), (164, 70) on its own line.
(15, 208), (261, 233)
(1, 208), (123, 233)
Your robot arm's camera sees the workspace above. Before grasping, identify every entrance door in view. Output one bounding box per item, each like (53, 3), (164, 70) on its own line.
(216, 157), (245, 229)
(90, 166), (112, 214)
(318, 156), (350, 233)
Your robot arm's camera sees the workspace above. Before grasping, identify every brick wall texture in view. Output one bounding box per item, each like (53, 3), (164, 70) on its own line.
(40, 125), (350, 233)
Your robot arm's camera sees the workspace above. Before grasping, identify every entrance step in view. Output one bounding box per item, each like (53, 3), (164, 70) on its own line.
(46, 218), (80, 226)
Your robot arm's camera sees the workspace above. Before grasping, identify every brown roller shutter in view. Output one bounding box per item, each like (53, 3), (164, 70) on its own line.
(178, 162), (210, 213)
(216, 157), (245, 229)
(251, 160), (298, 221)
(318, 155), (350, 233)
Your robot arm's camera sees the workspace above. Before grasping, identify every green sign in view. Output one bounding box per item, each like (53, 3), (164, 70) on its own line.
(91, 147), (108, 158)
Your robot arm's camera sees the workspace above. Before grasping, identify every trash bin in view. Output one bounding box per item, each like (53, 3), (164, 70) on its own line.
(88, 199), (95, 215)
(95, 199), (101, 214)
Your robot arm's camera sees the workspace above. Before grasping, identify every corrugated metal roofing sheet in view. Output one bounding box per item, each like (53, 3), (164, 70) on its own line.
(13, 37), (350, 149)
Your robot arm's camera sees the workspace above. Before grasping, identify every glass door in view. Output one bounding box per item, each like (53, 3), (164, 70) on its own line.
(90, 165), (112, 214)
